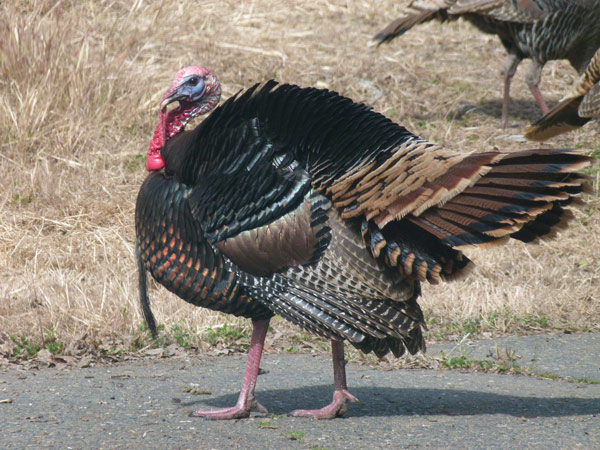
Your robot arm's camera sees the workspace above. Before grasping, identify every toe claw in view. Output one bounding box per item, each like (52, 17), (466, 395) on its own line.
(290, 389), (358, 419)
(254, 400), (269, 415)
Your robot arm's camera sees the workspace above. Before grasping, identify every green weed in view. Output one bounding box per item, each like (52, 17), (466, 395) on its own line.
(10, 335), (40, 358)
(285, 431), (305, 442)
(171, 324), (193, 349)
(572, 377), (600, 385)
(9, 328), (66, 359)
(204, 324), (248, 345)
(256, 420), (278, 429)
(42, 328), (64, 355)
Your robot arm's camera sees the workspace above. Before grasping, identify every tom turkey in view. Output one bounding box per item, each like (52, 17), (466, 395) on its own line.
(374, 0), (600, 128)
(525, 46), (600, 140)
(135, 66), (592, 420)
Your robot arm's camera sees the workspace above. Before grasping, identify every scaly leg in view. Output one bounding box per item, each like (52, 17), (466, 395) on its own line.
(191, 318), (269, 420)
(502, 53), (522, 128)
(291, 339), (358, 419)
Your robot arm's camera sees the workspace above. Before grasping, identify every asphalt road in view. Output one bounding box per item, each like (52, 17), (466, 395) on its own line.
(1, 334), (599, 449)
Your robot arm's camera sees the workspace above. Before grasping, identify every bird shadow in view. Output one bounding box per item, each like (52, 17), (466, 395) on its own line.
(180, 385), (600, 419)
(458, 98), (548, 125)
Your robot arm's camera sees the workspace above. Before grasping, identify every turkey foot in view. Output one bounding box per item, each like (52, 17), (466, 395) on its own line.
(291, 389), (358, 419)
(191, 396), (268, 420)
(290, 339), (358, 419)
(191, 319), (269, 420)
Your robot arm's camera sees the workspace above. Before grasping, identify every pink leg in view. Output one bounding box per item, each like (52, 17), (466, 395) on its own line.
(291, 339), (358, 419)
(527, 61), (549, 115)
(191, 319), (269, 420)
(529, 83), (549, 115)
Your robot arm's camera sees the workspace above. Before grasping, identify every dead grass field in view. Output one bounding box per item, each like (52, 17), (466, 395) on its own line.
(0, 1), (598, 361)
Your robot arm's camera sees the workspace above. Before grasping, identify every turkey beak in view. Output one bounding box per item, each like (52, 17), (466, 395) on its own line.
(160, 94), (178, 109)
(160, 86), (185, 109)
(160, 84), (206, 109)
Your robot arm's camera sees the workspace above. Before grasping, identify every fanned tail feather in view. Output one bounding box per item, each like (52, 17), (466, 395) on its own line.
(362, 149), (592, 284)
(374, 1), (452, 45)
(417, 149), (592, 244)
(524, 96), (590, 141)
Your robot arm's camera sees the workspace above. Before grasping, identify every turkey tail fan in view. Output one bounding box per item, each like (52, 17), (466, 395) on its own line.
(136, 242), (158, 338)
(363, 148), (593, 284)
(524, 96), (590, 141)
(374, 2), (451, 45)
(413, 148), (593, 249)
(508, 203), (574, 243)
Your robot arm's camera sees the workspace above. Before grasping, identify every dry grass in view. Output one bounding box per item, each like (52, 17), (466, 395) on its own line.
(0, 0), (598, 356)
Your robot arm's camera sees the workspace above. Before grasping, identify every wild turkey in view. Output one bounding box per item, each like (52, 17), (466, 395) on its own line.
(525, 47), (600, 140)
(135, 66), (592, 420)
(374, 0), (600, 128)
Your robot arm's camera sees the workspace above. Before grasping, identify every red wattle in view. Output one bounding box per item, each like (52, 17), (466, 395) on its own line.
(145, 152), (165, 171)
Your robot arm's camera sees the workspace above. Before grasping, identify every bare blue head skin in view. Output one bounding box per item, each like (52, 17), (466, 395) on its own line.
(160, 74), (207, 108)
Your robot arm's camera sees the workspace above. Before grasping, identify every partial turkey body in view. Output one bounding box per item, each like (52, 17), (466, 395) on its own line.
(135, 66), (592, 420)
(375, 0), (600, 128)
(525, 46), (600, 140)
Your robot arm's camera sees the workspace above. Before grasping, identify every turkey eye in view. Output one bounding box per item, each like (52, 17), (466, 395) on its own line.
(188, 77), (199, 86)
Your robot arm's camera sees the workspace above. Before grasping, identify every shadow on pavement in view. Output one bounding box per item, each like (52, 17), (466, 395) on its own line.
(180, 385), (600, 418)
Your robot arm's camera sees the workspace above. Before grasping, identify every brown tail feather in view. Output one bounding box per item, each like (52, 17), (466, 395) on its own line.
(477, 174), (585, 189)
(365, 149), (592, 284)
(509, 204), (573, 243)
(525, 47), (600, 140)
(419, 149), (592, 247)
(374, 2), (452, 45)
(524, 96), (590, 141)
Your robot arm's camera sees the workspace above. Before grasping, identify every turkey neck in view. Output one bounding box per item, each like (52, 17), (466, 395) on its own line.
(164, 85), (221, 140)
(148, 85), (222, 161)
